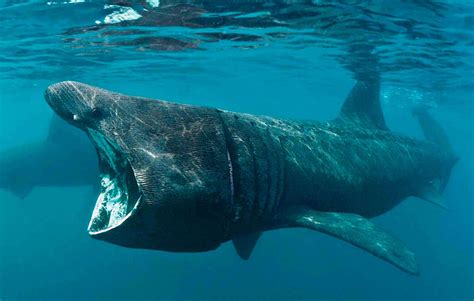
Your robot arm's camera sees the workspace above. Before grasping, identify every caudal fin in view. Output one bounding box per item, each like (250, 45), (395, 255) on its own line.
(412, 106), (453, 153)
(412, 106), (458, 207)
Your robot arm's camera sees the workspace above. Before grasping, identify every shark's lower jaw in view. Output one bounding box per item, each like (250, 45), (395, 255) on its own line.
(86, 129), (141, 235)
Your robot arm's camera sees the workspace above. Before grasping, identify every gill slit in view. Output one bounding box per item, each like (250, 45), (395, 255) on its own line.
(218, 113), (236, 206)
(276, 136), (288, 212)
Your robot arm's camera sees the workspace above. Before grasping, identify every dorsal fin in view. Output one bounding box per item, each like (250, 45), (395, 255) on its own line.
(336, 77), (388, 130)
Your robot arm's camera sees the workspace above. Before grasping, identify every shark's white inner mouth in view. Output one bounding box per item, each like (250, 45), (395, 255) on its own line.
(87, 129), (141, 235)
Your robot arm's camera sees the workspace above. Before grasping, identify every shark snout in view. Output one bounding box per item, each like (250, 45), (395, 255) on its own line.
(45, 81), (97, 126)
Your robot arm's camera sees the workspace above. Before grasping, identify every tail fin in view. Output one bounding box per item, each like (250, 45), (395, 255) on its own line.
(412, 106), (453, 153)
(412, 106), (458, 209)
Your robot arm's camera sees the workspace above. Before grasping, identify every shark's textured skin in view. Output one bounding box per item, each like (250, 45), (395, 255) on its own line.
(44, 80), (457, 275)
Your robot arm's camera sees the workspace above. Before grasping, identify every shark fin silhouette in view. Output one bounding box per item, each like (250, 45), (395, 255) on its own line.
(336, 78), (388, 130)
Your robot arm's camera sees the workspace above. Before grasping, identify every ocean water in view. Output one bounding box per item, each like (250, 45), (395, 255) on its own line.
(0, 1), (473, 300)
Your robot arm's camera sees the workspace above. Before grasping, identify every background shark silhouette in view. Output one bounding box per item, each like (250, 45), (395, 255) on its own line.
(0, 116), (97, 198)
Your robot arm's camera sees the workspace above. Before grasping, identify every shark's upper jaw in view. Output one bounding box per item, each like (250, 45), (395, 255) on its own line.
(86, 128), (141, 235)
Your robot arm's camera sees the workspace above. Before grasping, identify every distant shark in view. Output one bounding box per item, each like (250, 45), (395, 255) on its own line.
(44, 79), (457, 275)
(0, 116), (98, 198)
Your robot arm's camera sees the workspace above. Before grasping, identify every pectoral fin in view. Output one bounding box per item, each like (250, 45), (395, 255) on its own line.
(272, 206), (419, 275)
(232, 232), (262, 260)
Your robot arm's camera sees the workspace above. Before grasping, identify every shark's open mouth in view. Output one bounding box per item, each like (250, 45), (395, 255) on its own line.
(86, 129), (141, 235)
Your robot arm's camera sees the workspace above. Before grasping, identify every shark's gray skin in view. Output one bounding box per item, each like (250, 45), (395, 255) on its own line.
(44, 79), (457, 275)
(0, 116), (98, 198)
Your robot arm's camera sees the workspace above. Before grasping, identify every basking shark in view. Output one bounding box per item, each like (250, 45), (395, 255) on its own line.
(44, 79), (457, 275)
(0, 116), (98, 198)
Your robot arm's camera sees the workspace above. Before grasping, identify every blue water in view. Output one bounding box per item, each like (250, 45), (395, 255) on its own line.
(0, 1), (473, 300)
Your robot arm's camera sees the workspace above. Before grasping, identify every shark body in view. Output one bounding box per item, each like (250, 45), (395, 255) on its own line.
(44, 79), (457, 275)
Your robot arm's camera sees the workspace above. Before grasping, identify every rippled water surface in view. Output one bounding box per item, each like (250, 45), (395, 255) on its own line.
(2, 1), (473, 94)
(0, 1), (473, 300)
